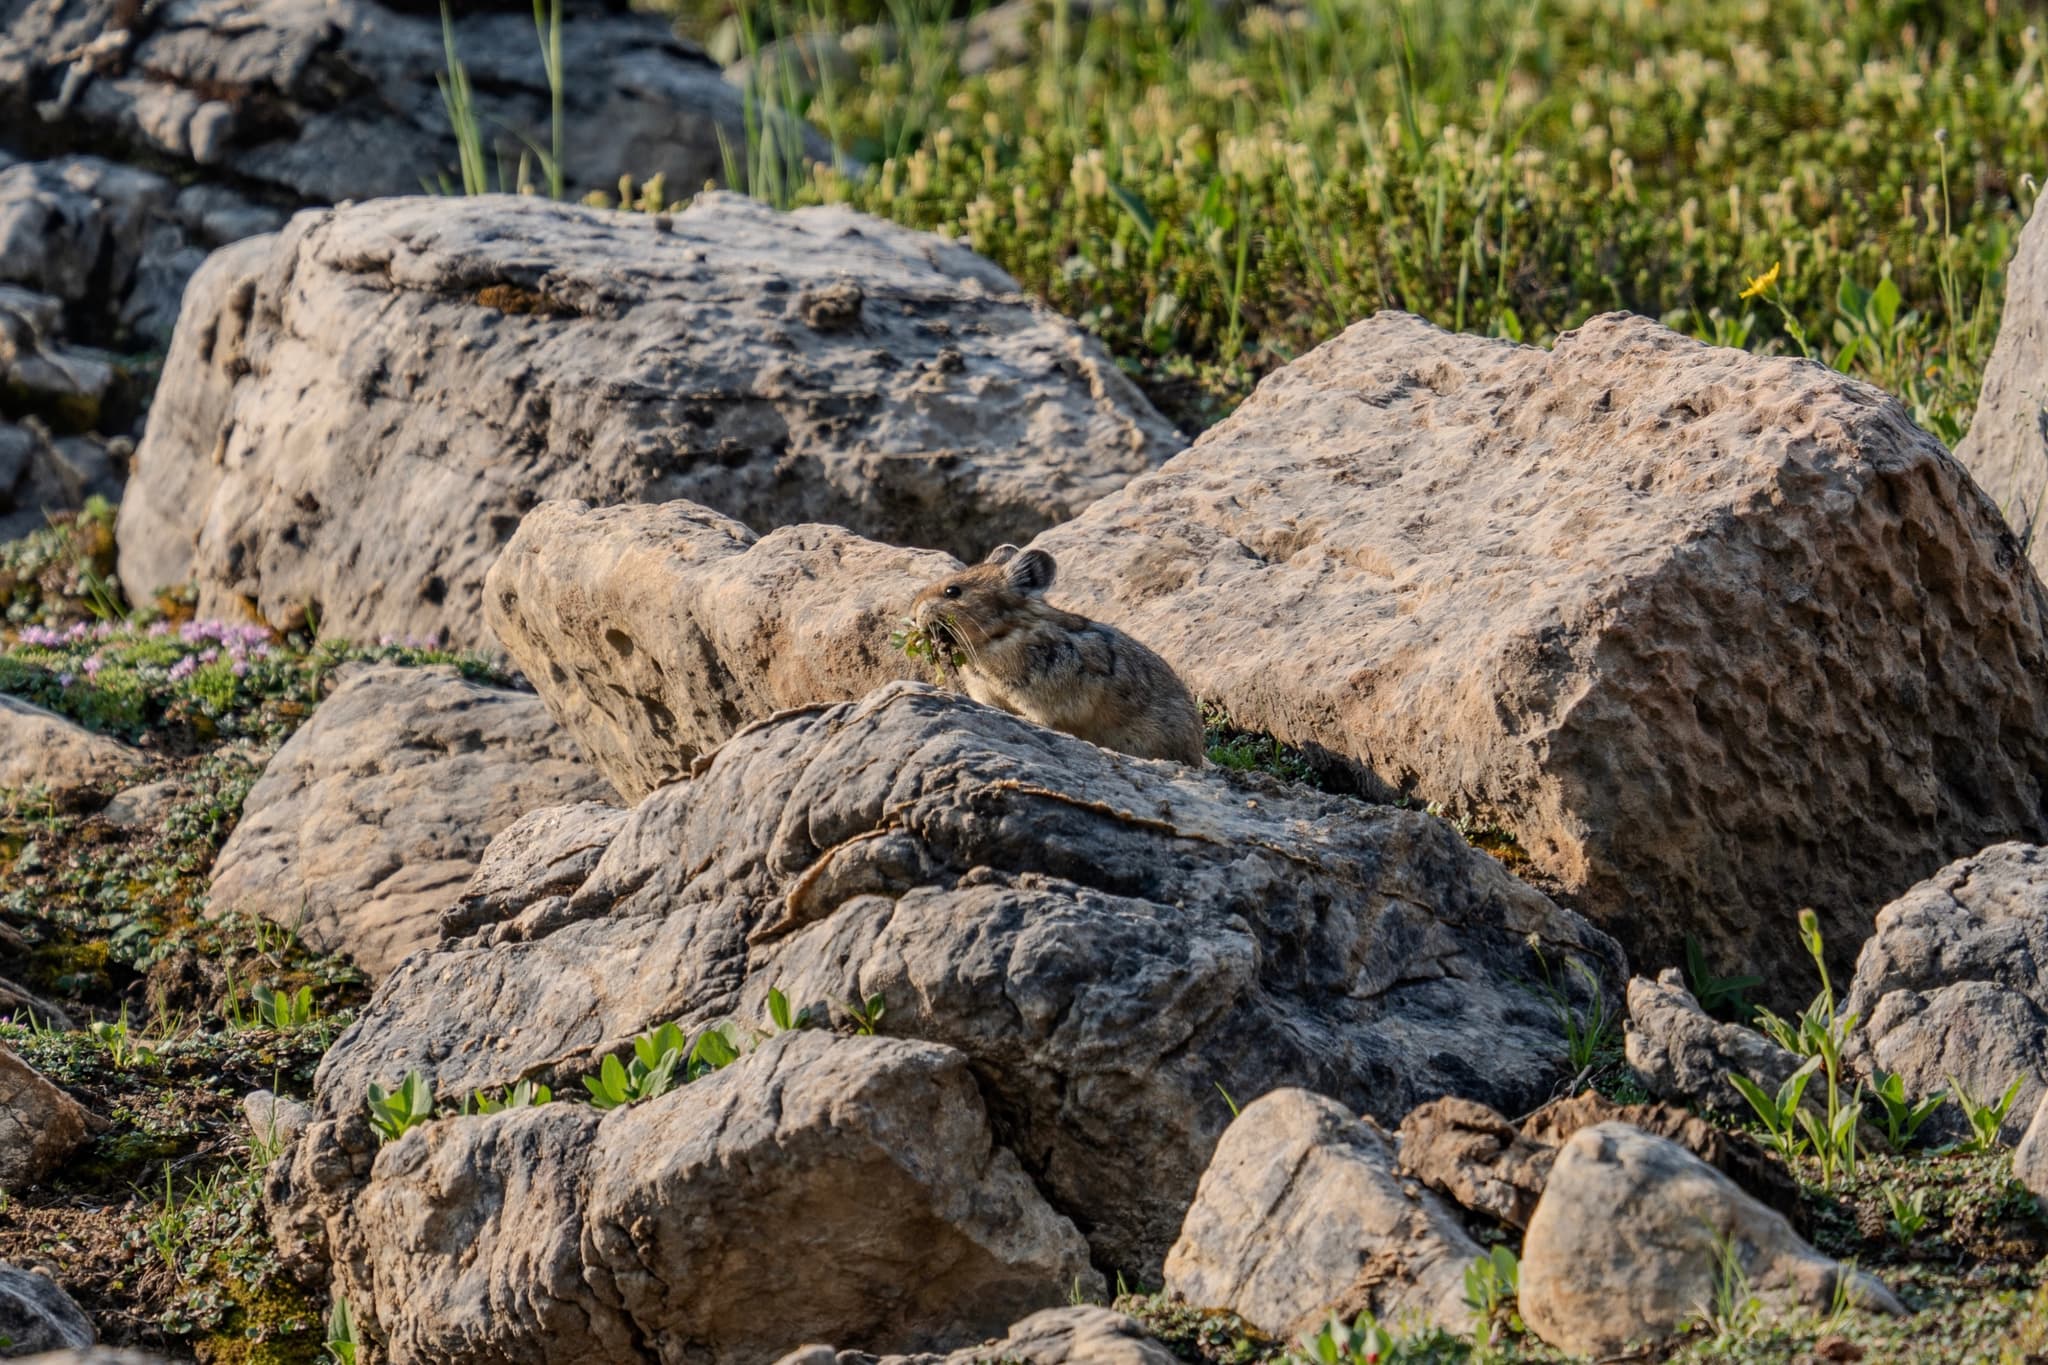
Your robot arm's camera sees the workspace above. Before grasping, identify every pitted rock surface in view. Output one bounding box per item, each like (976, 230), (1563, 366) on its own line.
(118, 193), (1182, 647)
(1026, 309), (2048, 987)
(1956, 202), (2048, 576)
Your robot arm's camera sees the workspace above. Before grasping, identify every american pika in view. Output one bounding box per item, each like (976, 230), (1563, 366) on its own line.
(908, 545), (1206, 764)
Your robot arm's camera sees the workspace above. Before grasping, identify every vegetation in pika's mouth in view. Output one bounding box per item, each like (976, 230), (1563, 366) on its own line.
(890, 616), (967, 672)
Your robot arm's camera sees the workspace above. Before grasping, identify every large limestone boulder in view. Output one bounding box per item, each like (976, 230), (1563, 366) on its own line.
(0, 0), (809, 207)
(1163, 1089), (1481, 1340)
(1956, 204), (2048, 574)
(207, 663), (615, 980)
(0, 694), (142, 807)
(282, 683), (1623, 1280)
(1026, 310), (2048, 984)
(1841, 842), (2048, 1143)
(487, 499), (950, 799)
(119, 193), (1181, 648)
(273, 1031), (1098, 1365)
(1519, 1123), (1901, 1356)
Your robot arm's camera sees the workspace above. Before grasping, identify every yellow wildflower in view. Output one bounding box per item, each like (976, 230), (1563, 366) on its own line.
(1739, 262), (1782, 299)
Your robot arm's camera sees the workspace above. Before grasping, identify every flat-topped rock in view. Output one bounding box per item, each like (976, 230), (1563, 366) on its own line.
(119, 193), (1182, 647)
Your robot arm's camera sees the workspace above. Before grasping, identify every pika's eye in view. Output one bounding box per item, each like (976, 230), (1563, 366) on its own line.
(943, 585), (962, 598)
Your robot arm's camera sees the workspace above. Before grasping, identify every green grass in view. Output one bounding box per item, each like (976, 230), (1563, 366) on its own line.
(674, 0), (2039, 446)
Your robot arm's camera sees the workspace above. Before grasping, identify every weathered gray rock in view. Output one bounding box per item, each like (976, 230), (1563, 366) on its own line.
(1027, 310), (2048, 988)
(435, 800), (628, 944)
(293, 682), (1623, 1277)
(1957, 202), (2048, 576)
(772, 1307), (1180, 1365)
(1625, 970), (1806, 1117)
(2015, 1089), (2048, 1203)
(0, 419), (121, 543)
(1395, 1091), (1803, 1234)
(1519, 1123), (1902, 1357)
(0, 156), (279, 535)
(0, 0), (817, 207)
(0, 977), (71, 1031)
(243, 1088), (313, 1152)
(0, 156), (282, 351)
(1165, 1089), (1480, 1340)
(1842, 842), (2048, 1143)
(487, 499), (952, 799)
(0, 1266), (93, 1354)
(119, 193), (1181, 647)
(275, 1031), (1097, 1365)
(208, 663), (614, 980)
(0, 694), (142, 807)
(100, 776), (178, 831)
(0, 1045), (87, 1186)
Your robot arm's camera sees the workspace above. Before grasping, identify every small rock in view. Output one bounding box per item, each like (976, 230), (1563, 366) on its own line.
(0, 695), (142, 810)
(1164, 1089), (1480, 1340)
(100, 778), (179, 831)
(1843, 842), (2048, 1143)
(1519, 1123), (1903, 1357)
(0, 1264), (94, 1353)
(241, 1090), (313, 1151)
(1624, 970), (1804, 1116)
(2011, 1090), (2048, 1202)
(288, 1032), (1099, 1364)
(0, 978), (70, 1032)
(0, 1046), (89, 1187)
(1394, 1096), (1550, 1230)
(1396, 1091), (1802, 1233)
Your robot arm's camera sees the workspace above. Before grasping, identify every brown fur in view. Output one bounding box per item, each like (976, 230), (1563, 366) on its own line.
(909, 545), (1206, 765)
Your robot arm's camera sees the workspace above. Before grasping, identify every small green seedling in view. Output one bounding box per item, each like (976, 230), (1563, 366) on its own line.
(1684, 935), (1762, 1020)
(1949, 1074), (2026, 1153)
(1884, 1184), (1930, 1243)
(1869, 1070), (1946, 1149)
(366, 1071), (435, 1142)
(688, 1024), (740, 1078)
(843, 992), (888, 1036)
(1298, 1311), (1398, 1365)
(252, 983), (318, 1030)
(464, 1080), (552, 1114)
(1463, 1244), (1521, 1347)
(90, 1004), (154, 1068)
(584, 1021), (686, 1110)
(326, 1292), (359, 1365)
(1728, 1057), (1816, 1164)
(766, 986), (813, 1033)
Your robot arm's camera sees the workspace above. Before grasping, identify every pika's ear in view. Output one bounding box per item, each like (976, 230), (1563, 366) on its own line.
(1005, 548), (1056, 594)
(982, 544), (1020, 566)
